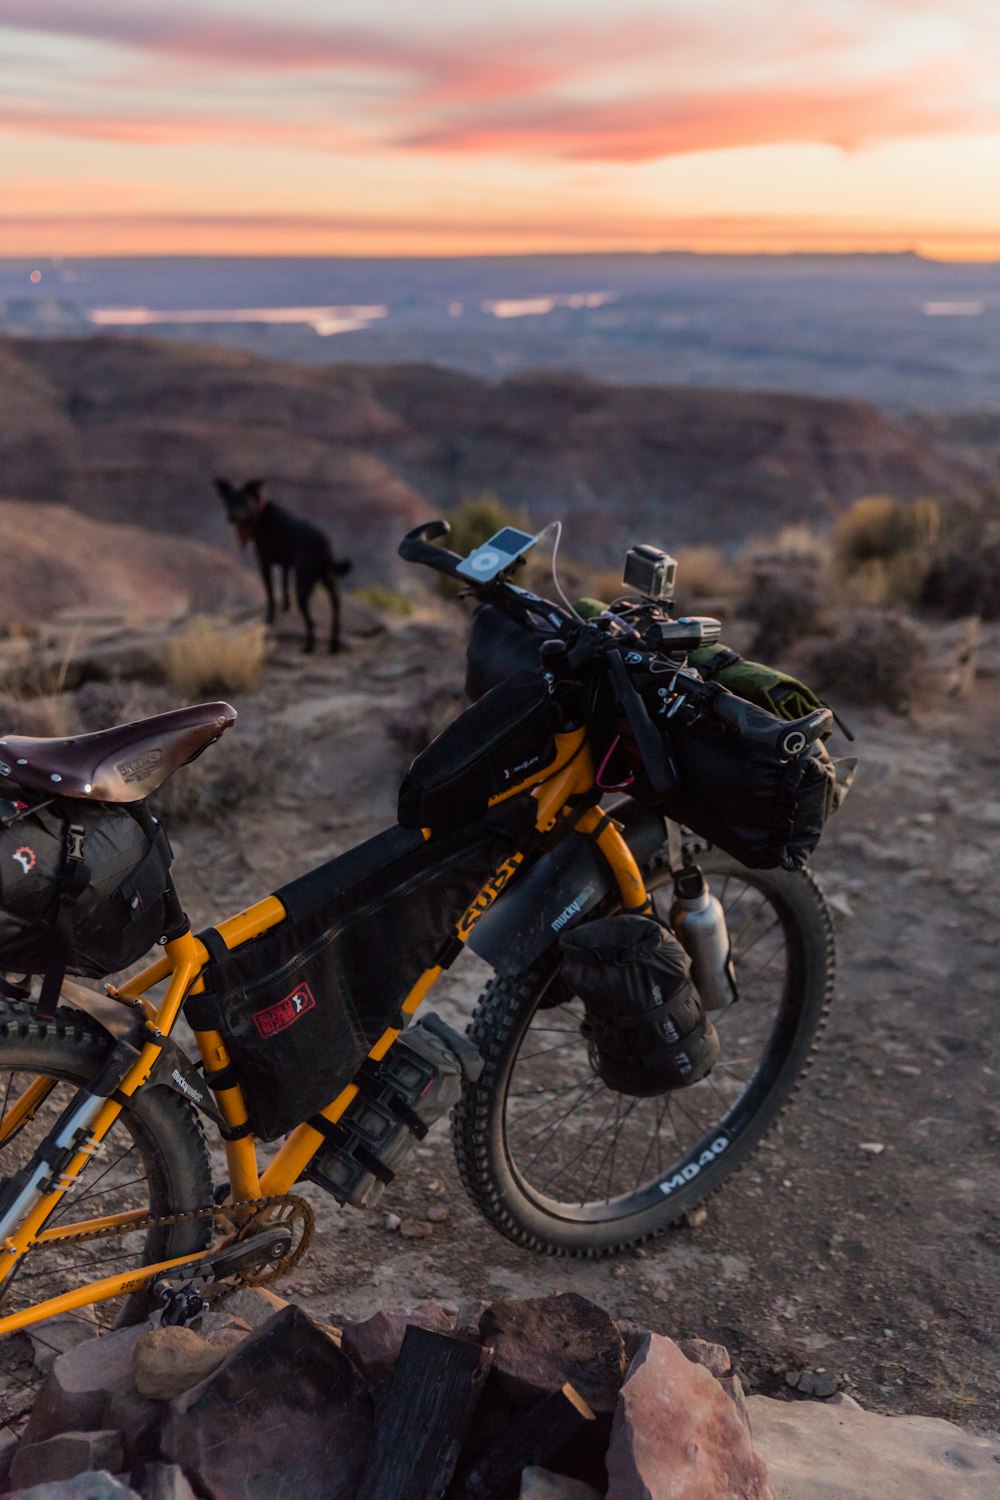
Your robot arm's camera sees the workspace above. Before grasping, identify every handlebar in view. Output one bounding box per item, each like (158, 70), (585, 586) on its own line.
(400, 519), (833, 766)
(398, 520), (465, 579)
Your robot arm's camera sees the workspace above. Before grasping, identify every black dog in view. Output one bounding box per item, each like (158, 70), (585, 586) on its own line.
(215, 478), (352, 653)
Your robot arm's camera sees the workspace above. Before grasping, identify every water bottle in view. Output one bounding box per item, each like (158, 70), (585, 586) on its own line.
(669, 865), (739, 1010)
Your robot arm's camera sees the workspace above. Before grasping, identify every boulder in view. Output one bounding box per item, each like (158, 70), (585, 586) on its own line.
(676, 1338), (732, 1379)
(8, 1473), (141, 1500)
(479, 1294), (627, 1414)
(161, 1304), (373, 1500)
(27, 1311), (100, 1375)
(606, 1333), (775, 1500)
(132, 1326), (227, 1401)
(519, 1467), (604, 1499)
(341, 1303), (454, 1386)
(130, 1461), (199, 1500)
(9, 1429), (124, 1490)
(748, 1392), (1000, 1500)
(23, 1325), (147, 1446)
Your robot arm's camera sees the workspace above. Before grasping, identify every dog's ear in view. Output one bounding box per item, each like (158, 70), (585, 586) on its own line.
(247, 479), (264, 496)
(214, 477), (234, 500)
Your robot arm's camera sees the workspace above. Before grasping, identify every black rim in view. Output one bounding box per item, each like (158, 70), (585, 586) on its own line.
(500, 869), (803, 1224)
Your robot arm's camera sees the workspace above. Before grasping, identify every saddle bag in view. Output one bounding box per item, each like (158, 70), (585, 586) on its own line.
(560, 914), (719, 1097)
(398, 669), (559, 834)
(0, 786), (173, 1004)
(187, 800), (534, 1140)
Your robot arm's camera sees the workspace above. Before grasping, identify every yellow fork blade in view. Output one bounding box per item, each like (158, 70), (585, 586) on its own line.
(0, 1076), (58, 1147)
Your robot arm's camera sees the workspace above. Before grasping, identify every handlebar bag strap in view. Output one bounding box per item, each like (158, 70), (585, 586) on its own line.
(188, 798), (535, 1140)
(398, 669), (560, 835)
(560, 914), (719, 1097)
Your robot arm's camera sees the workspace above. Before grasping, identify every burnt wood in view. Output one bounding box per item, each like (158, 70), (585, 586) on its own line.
(455, 1381), (596, 1499)
(354, 1325), (492, 1500)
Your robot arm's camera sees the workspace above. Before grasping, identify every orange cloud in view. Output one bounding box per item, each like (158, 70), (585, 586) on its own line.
(0, 104), (353, 151)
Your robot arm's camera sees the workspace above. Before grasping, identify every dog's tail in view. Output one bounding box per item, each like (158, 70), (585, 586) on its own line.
(331, 558), (353, 578)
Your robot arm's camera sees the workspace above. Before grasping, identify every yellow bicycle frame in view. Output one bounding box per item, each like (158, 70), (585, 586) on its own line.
(0, 728), (650, 1336)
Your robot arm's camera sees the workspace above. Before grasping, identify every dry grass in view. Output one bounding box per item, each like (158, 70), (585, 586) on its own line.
(674, 545), (740, 602)
(351, 584), (413, 618)
(832, 496), (941, 607)
(163, 616), (266, 698)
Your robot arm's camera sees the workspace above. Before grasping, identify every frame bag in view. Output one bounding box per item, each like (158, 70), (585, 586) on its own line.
(187, 801), (535, 1140)
(398, 669), (559, 834)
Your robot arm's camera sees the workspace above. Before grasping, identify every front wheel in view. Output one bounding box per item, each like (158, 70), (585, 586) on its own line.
(452, 849), (834, 1256)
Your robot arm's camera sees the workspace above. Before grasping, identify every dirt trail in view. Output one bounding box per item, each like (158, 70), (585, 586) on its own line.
(133, 613), (1000, 1435)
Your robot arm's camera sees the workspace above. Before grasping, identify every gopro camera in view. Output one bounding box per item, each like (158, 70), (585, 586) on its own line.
(456, 526), (538, 583)
(622, 544), (678, 601)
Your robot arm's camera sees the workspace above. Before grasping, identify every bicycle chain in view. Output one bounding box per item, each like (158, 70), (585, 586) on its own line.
(25, 1192), (316, 1293)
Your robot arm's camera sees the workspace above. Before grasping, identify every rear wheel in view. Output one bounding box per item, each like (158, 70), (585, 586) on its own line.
(0, 1004), (213, 1424)
(452, 849), (834, 1256)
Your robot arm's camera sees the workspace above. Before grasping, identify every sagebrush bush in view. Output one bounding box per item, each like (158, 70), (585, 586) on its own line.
(921, 527), (1000, 620)
(832, 495), (941, 606)
(163, 616), (266, 698)
(151, 719), (289, 826)
(742, 564), (825, 657)
(803, 609), (931, 713)
(674, 545), (739, 602)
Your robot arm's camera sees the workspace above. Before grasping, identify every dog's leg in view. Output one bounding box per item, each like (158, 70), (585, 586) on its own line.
(325, 571), (343, 652)
(295, 565), (316, 653)
(281, 565), (291, 612)
(260, 560), (276, 625)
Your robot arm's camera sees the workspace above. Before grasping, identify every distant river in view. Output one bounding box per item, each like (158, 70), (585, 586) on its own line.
(88, 305), (388, 335)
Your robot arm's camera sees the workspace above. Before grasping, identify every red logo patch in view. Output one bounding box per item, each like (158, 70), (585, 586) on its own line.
(253, 983), (316, 1039)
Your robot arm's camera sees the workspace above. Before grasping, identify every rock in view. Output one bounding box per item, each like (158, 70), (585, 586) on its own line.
(132, 1326), (227, 1401)
(519, 1466), (604, 1499)
(10, 1430), (124, 1490)
(23, 1324), (147, 1446)
(748, 1392), (1000, 1499)
(8, 1474), (141, 1500)
(606, 1332), (775, 1500)
(676, 1338), (732, 1378)
(787, 1368), (839, 1399)
(341, 1304), (454, 1386)
(398, 1218), (433, 1238)
(28, 1311), (100, 1374)
(683, 1205), (709, 1228)
(130, 1461), (199, 1500)
(616, 1319), (652, 1365)
(162, 1305), (373, 1500)
(426, 1203), (451, 1223)
(858, 1141), (885, 1155)
(480, 1294), (627, 1414)
(0, 1426), (19, 1490)
(383, 1212), (402, 1232)
(719, 1373), (752, 1430)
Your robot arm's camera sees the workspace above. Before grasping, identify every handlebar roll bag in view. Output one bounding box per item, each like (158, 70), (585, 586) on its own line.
(398, 669), (559, 834)
(643, 724), (835, 870)
(560, 914), (718, 1096)
(186, 800), (534, 1140)
(466, 604), (548, 701)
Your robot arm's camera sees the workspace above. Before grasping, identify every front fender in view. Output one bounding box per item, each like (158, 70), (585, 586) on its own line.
(468, 798), (667, 976)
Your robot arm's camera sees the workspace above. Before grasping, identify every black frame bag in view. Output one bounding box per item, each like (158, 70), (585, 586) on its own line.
(187, 800), (535, 1140)
(398, 669), (558, 834)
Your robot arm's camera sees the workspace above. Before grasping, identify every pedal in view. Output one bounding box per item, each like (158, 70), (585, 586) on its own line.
(152, 1224), (292, 1327)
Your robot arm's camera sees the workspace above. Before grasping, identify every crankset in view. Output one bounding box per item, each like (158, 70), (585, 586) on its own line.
(152, 1224), (293, 1328)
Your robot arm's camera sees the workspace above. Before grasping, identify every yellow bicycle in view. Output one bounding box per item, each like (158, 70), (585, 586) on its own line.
(0, 520), (835, 1410)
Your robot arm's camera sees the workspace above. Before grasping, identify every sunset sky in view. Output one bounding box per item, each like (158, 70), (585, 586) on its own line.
(2, 0), (999, 259)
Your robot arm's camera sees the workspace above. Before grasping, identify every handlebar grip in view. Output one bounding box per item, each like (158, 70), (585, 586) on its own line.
(607, 651), (675, 799)
(710, 691), (833, 759)
(398, 520), (464, 578)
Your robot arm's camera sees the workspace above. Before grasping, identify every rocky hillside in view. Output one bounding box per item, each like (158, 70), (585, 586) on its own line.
(0, 500), (257, 628)
(0, 337), (984, 577)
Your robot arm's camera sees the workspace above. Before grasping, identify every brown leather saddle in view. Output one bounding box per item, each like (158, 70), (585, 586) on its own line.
(0, 702), (237, 803)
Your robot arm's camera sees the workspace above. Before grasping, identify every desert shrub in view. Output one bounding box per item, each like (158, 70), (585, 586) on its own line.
(151, 719), (289, 826)
(674, 545), (740, 602)
(0, 691), (71, 738)
(163, 617), (266, 698)
(386, 683), (465, 758)
(742, 564), (826, 657)
(444, 494), (528, 558)
(832, 496), (940, 606)
(73, 679), (177, 731)
(351, 584), (412, 618)
(921, 526), (1000, 620)
(803, 609), (931, 713)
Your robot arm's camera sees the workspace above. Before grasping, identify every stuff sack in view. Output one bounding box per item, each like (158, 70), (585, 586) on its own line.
(398, 669), (559, 834)
(559, 914), (718, 1097)
(0, 789), (172, 982)
(187, 800), (534, 1140)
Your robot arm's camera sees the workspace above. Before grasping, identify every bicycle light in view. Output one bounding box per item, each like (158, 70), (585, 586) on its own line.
(623, 544), (677, 601)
